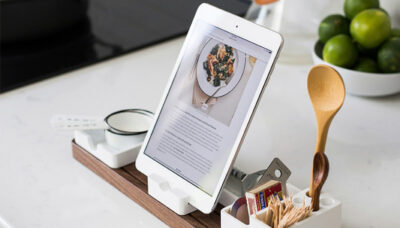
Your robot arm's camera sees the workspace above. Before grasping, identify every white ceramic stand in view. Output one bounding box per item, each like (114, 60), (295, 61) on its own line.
(221, 185), (341, 228)
(74, 130), (142, 168)
(146, 172), (246, 215)
(147, 173), (197, 215)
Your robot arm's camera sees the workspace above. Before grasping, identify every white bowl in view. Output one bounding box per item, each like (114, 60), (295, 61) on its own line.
(312, 41), (400, 97)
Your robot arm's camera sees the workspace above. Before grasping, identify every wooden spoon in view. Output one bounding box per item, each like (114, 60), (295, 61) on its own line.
(307, 65), (345, 197)
(310, 152), (329, 211)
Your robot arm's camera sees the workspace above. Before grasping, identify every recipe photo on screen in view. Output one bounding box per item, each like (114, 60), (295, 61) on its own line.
(144, 20), (272, 195)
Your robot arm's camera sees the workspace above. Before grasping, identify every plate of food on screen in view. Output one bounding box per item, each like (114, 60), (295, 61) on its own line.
(197, 39), (246, 97)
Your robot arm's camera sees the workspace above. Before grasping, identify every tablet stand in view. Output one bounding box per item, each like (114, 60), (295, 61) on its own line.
(148, 173), (197, 215)
(147, 167), (254, 215)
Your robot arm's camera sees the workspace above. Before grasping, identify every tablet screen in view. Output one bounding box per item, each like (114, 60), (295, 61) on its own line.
(144, 20), (272, 195)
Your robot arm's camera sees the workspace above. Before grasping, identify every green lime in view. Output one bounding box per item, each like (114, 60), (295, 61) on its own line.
(377, 37), (400, 73)
(378, 7), (389, 15)
(344, 0), (380, 19)
(318, 14), (350, 43)
(323, 34), (358, 68)
(353, 57), (379, 72)
(391, 28), (400, 37)
(350, 9), (391, 49)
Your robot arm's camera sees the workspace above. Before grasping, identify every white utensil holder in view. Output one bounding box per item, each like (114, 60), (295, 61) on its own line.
(221, 186), (341, 228)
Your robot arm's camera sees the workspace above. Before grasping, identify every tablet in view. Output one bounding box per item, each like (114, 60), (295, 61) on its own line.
(136, 3), (283, 214)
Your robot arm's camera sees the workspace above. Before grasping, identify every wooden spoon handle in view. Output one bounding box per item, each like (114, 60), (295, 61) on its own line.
(314, 111), (336, 155)
(309, 113), (334, 197)
(310, 152), (329, 211)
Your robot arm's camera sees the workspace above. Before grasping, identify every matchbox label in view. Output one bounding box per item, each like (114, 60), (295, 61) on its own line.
(245, 181), (284, 215)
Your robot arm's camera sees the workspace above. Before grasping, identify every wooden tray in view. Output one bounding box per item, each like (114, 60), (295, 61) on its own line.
(72, 140), (222, 228)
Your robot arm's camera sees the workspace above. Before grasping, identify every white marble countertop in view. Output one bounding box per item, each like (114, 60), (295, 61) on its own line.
(1, 36), (399, 228)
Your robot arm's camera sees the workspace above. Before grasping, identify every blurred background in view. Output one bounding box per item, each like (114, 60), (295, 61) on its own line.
(1, 0), (399, 93)
(0, 0), (250, 93)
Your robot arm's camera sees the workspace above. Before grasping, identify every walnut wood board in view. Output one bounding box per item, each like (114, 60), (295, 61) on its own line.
(72, 140), (222, 228)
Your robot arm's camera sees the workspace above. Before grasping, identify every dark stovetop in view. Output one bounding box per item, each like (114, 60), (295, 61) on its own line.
(0, 0), (249, 93)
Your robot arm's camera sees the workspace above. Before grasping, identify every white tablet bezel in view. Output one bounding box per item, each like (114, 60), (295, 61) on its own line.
(136, 3), (283, 214)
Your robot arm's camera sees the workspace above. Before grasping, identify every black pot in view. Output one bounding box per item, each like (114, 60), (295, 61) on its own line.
(0, 0), (88, 43)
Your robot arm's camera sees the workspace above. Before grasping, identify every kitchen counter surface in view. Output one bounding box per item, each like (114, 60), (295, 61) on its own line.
(1, 37), (399, 228)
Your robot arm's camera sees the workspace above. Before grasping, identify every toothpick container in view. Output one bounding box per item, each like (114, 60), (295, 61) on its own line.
(221, 185), (341, 228)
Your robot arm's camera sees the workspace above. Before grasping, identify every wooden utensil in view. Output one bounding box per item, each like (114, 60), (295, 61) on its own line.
(255, 0), (279, 4)
(310, 152), (329, 211)
(307, 65), (345, 198)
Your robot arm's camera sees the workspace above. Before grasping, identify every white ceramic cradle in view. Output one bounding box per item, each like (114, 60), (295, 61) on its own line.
(74, 129), (144, 168)
(221, 184), (341, 228)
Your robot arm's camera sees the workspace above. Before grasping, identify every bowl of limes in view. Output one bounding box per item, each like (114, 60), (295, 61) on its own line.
(312, 0), (400, 97)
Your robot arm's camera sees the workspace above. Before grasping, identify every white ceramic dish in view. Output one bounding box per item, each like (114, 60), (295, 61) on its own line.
(197, 39), (246, 97)
(312, 41), (400, 97)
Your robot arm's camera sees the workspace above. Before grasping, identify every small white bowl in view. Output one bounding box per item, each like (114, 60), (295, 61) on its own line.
(312, 41), (400, 97)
